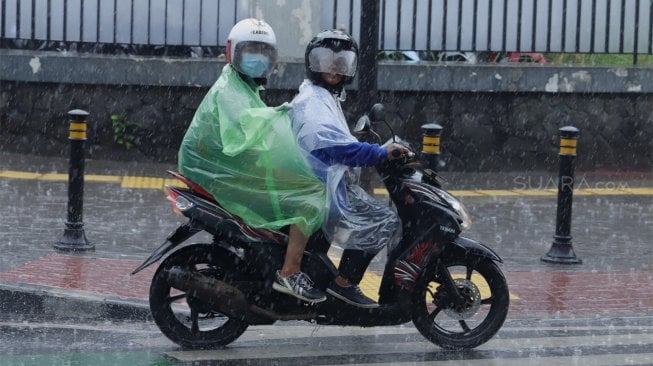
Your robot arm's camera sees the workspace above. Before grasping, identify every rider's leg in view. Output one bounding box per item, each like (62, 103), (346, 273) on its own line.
(328, 249), (379, 308)
(273, 224), (327, 303)
(280, 224), (307, 277)
(334, 249), (375, 286)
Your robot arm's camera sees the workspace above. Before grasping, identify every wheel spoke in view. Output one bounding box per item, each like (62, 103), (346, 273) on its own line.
(190, 308), (200, 334)
(428, 306), (442, 322)
(465, 265), (473, 280)
(481, 297), (493, 305)
(165, 293), (187, 305)
(459, 320), (471, 333)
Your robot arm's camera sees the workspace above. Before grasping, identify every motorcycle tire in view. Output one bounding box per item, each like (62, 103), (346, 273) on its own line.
(149, 243), (249, 349)
(411, 258), (509, 350)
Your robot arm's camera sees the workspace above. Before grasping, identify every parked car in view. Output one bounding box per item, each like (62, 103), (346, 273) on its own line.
(436, 51), (478, 64)
(481, 51), (547, 64)
(378, 51), (422, 63)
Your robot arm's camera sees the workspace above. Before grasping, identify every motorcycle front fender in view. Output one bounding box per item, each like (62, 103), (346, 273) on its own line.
(442, 236), (503, 263)
(131, 222), (202, 275)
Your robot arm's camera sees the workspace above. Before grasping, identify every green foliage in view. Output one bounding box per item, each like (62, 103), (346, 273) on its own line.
(110, 114), (140, 150)
(545, 53), (653, 66)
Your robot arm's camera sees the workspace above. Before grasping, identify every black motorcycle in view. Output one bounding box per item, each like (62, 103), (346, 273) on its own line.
(132, 104), (509, 350)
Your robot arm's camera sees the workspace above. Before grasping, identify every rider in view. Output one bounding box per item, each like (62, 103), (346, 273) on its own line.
(289, 30), (409, 308)
(178, 19), (327, 303)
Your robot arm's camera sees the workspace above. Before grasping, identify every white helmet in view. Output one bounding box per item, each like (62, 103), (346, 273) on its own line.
(226, 18), (278, 80)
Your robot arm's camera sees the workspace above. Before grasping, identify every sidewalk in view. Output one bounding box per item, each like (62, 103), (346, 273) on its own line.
(1, 151), (652, 322)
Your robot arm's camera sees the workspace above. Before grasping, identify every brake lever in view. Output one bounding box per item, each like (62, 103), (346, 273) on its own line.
(404, 152), (422, 168)
(390, 150), (419, 167)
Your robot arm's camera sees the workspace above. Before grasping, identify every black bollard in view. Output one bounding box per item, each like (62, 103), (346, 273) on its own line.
(541, 126), (581, 264)
(420, 123), (443, 173)
(54, 109), (95, 251)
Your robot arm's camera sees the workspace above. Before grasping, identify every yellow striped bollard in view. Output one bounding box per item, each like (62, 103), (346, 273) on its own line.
(420, 123), (443, 173)
(54, 109), (94, 251)
(541, 126), (581, 264)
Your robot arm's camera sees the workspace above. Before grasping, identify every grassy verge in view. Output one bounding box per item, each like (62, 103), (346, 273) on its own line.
(545, 53), (653, 66)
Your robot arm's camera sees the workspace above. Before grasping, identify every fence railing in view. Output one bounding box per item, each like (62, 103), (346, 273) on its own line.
(329, 0), (653, 55)
(0, 0), (244, 46)
(2, 0), (652, 56)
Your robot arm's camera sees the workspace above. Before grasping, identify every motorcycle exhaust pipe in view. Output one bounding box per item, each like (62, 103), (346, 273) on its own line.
(165, 266), (318, 322)
(165, 266), (248, 318)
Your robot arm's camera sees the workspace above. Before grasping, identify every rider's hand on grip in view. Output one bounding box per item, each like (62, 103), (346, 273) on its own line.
(387, 143), (411, 160)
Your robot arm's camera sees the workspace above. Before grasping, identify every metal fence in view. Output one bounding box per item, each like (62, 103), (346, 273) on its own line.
(0, 0), (244, 49)
(1, 0), (652, 55)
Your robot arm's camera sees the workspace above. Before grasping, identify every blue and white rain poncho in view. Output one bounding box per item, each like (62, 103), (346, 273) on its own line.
(290, 80), (402, 254)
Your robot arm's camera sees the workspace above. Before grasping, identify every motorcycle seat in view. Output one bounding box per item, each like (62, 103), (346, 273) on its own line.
(166, 170), (287, 243)
(167, 170), (217, 203)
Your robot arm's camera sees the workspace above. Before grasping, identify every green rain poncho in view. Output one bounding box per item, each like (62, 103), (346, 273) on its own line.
(178, 64), (326, 235)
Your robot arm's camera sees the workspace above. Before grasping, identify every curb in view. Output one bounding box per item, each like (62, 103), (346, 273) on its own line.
(0, 282), (151, 322)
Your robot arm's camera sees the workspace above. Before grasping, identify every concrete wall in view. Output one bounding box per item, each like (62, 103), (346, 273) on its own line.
(1, 50), (651, 172)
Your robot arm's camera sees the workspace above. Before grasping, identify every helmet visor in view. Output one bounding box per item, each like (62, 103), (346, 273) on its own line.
(233, 41), (278, 77)
(235, 41), (278, 64)
(308, 47), (357, 77)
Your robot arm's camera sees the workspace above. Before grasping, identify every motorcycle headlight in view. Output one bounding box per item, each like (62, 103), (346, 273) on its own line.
(436, 189), (473, 230)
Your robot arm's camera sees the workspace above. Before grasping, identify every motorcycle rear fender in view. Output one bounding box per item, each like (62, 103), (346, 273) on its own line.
(131, 222), (202, 275)
(442, 236), (503, 263)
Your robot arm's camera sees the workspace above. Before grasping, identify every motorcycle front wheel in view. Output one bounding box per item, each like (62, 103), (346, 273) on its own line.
(149, 243), (249, 349)
(411, 258), (509, 350)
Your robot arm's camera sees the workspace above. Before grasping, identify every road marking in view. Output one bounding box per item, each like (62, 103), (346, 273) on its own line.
(374, 187), (653, 197)
(85, 174), (122, 183)
(0, 170), (41, 179)
(0, 169), (187, 189)
(121, 176), (167, 189)
(1, 169), (651, 196)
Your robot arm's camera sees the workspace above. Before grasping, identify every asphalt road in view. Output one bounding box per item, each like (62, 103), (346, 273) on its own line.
(1, 315), (652, 365)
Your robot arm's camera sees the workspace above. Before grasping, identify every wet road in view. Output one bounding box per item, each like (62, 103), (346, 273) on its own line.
(1, 173), (651, 273)
(1, 316), (652, 365)
(1, 151), (652, 364)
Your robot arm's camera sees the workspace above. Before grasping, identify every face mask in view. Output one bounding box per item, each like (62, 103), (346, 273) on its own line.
(239, 53), (271, 78)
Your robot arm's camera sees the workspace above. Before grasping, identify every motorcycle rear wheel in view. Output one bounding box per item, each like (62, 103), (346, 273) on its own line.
(149, 243), (249, 349)
(411, 258), (509, 350)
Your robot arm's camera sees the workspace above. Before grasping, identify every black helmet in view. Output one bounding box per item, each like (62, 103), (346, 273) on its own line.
(305, 29), (359, 92)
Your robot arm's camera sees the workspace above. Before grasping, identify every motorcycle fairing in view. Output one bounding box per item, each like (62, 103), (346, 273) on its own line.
(131, 222), (202, 274)
(402, 180), (464, 233)
(443, 236), (503, 263)
(132, 183), (289, 276)
(393, 239), (441, 290)
(390, 235), (503, 291)
(168, 186), (288, 245)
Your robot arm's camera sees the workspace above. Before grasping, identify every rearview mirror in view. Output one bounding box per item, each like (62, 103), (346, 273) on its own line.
(353, 115), (371, 134)
(369, 103), (385, 122)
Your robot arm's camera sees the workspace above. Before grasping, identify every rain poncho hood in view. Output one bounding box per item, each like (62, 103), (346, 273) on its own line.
(178, 65), (326, 235)
(290, 80), (401, 253)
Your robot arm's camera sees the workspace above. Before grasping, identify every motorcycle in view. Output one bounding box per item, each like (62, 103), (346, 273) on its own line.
(132, 104), (509, 350)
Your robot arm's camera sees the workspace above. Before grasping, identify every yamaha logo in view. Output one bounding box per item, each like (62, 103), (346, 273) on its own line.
(440, 225), (456, 234)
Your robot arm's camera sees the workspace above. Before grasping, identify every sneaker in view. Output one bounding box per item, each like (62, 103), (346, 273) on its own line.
(272, 271), (327, 303)
(326, 283), (380, 308)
